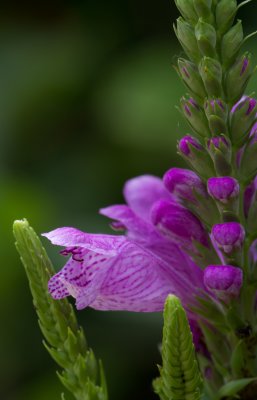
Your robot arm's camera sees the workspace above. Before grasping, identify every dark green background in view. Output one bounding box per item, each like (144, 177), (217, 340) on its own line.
(1, 1), (257, 399)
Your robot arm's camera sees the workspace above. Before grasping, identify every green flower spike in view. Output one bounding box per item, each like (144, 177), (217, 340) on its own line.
(13, 219), (108, 400)
(153, 295), (202, 400)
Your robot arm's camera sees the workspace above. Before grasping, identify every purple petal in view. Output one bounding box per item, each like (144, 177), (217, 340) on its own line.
(42, 227), (126, 256)
(178, 135), (203, 156)
(151, 199), (209, 249)
(204, 265), (243, 300)
(164, 167), (207, 202)
(207, 177), (239, 204)
(123, 175), (171, 221)
(207, 136), (229, 150)
(47, 237), (194, 312)
(100, 205), (204, 291)
(212, 222), (245, 254)
(100, 204), (159, 243)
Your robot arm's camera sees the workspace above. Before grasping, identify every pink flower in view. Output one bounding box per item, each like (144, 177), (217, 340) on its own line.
(43, 175), (206, 312)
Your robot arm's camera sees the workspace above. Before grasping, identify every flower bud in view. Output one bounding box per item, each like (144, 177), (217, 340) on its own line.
(174, 17), (201, 63)
(164, 168), (220, 227)
(199, 57), (223, 97)
(177, 58), (206, 99)
(163, 168), (207, 202)
(208, 177), (239, 204)
(174, 0), (198, 25)
(204, 265), (243, 301)
(178, 135), (203, 156)
(204, 99), (228, 136)
(216, 0), (237, 36)
(207, 136), (232, 176)
(178, 135), (215, 179)
(221, 21), (243, 67)
(151, 199), (210, 250)
(181, 96), (211, 137)
(230, 97), (257, 145)
(195, 19), (216, 58)
(225, 52), (253, 103)
(212, 222), (245, 255)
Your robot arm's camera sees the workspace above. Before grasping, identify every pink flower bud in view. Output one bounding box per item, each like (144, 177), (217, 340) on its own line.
(212, 222), (245, 254)
(178, 135), (203, 156)
(207, 177), (239, 204)
(204, 265), (243, 301)
(163, 168), (207, 202)
(151, 199), (209, 250)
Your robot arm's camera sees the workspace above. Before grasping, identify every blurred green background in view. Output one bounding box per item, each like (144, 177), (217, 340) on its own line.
(1, 1), (257, 399)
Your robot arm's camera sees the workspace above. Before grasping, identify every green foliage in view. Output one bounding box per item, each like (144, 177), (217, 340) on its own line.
(214, 378), (256, 400)
(13, 219), (108, 400)
(153, 295), (202, 400)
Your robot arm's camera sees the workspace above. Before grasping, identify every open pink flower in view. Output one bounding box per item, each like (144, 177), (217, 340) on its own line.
(43, 175), (206, 313)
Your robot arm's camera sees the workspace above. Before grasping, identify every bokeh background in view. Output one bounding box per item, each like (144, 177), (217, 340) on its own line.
(1, 1), (257, 399)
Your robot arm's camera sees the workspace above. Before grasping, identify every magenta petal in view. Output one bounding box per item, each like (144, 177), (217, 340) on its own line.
(123, 175), (171, 221)
(164, 167), (207, 201)
(204, 265), (243, 300)
(151, 199), (209, 249)
(42, 227), (126, 256)
(47, 238), (186, 312)
(100, 204), (158, 243)
(212, 222), (245, 254)
(207, 177), (239, 204)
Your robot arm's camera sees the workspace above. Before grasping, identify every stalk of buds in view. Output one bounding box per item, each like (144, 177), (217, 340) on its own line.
(172, 0), (257, 398)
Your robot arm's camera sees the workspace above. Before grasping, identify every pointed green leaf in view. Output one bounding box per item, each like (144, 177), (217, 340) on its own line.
(154, 295), (203, 400)
(13, 219), (108, 400)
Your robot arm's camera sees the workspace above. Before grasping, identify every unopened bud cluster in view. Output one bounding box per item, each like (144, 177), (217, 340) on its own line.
(174, 2), (257, 388)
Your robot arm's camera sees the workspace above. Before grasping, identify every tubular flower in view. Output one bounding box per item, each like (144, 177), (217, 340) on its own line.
(43, 175), (209, 313)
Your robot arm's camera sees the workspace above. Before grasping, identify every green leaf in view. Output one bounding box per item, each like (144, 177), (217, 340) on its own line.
(214, 378), (256, 400)
(13, 219), (108, 400)
(154, 295), (203, 400)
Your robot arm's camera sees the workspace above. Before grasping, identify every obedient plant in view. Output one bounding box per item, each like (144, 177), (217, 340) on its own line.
(13, 1), (257, 399)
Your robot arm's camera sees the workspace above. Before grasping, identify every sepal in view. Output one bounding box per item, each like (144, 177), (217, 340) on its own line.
(221, 20), (243, 67)
(215, 0), (237, 36)
(207, 136), (232, 176)
(195, 19), (216, 58)
(239, 135), (257, 181)
(214, 378), (257, 400)
(174, 0), (198, 25)
(174, 17), (201, 63)
(193, 0), (213, 22)
(230, 97), (257, 145)
(199, 57), (223, 97)
(225, 52), (253, 103)
(177, 58), (206, 100)
(178, 136), (215, 179)
(204, 99), (228, 136)
(181, 96), (211, 138)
